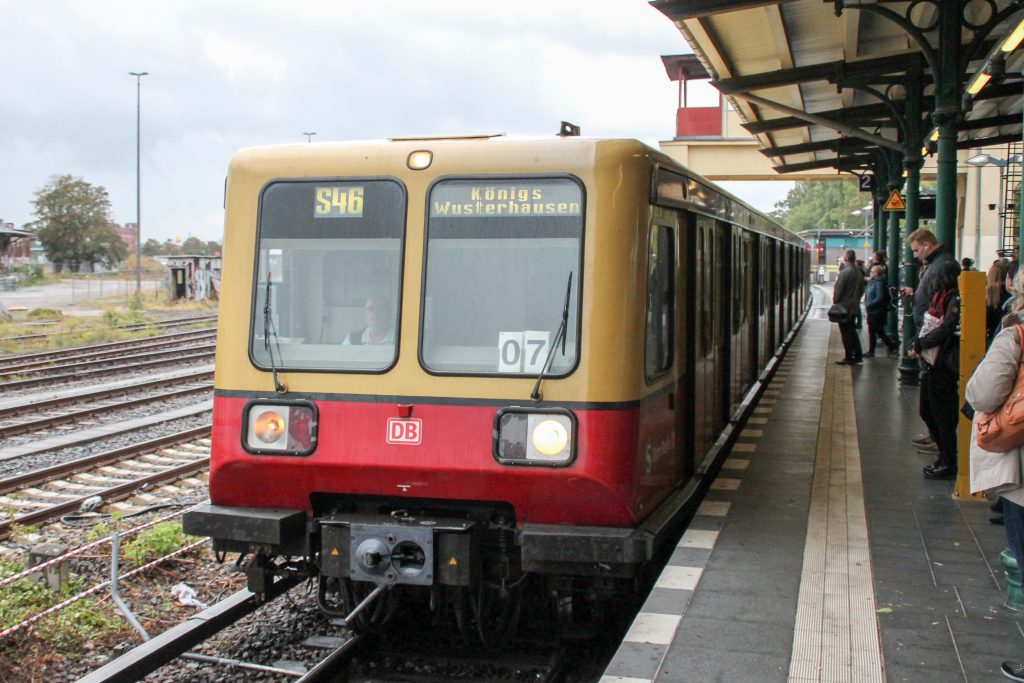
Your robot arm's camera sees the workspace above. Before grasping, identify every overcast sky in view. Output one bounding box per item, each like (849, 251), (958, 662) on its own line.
(0, 1), (790, 244)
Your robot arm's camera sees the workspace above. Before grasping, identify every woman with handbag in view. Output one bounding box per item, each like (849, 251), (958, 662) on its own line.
(966, 271), (1024, 682)
(909, 261), (960, 479)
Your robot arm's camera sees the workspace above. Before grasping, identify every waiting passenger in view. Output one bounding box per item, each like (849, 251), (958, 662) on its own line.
(870, 250), (888, 276)
(986, 260), (1010, 346)
(833, 249), (864, 365)
(863, 266), (898, 358)
(997, 260), (1021, 337)
(909, 260), (960, 480)
(965, 275), (1024, 682)
(343, 294), (395, 345)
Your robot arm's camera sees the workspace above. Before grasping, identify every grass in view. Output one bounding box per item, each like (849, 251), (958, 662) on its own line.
(0, 300), (218, 355)
(0, 559), (127, 656)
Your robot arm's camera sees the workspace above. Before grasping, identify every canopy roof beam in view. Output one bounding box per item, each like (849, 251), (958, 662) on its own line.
(730, 91), (904, 152)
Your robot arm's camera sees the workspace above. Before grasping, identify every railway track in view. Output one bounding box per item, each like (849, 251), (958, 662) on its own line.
(0, 313), (217, 346)
(77, 579), (367, 683)
(0, 367), (213, 425)
(0, 327), (216, 374)
(0, 384), (210, 439)
(0, 426), (212, 541)
(0, 348), (216, 392)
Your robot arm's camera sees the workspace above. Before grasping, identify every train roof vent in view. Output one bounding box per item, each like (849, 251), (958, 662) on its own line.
(558, 121), (581, 137)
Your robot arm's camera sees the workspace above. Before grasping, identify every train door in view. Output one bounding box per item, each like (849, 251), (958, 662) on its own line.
(783, 247), (792, 331)
(774, 242), (784, 348)
(730, 230), (741, 411)
(675, 212), (691, 478)
(693, 215), (726, 467)
(731, 230), (756, 410)
(765, 240), (777, 356)
(639, 210), (683, 496)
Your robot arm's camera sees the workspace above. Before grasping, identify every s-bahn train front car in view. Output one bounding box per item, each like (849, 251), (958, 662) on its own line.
(184, 135), (808, 641)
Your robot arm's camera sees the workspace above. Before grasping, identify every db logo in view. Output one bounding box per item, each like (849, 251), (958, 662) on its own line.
(386, 418), (422, 445)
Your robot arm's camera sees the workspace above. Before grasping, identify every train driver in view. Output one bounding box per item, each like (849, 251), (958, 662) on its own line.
(342, 294), (395, 345)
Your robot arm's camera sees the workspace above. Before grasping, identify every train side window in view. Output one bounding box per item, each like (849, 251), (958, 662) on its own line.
(645, 223), (675, 379)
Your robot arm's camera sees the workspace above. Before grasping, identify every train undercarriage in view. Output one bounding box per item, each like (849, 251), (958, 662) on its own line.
(183, 492), (670, 646)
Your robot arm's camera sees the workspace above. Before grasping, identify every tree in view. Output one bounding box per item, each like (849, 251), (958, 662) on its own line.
(142, 238), (163, 256)
(26, 175), (129, 272)
(772, 179), (866, 234)
(180, 236), (206, 254)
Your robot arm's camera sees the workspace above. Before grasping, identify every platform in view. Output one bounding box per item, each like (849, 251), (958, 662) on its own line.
(602, 310), (1024, 682)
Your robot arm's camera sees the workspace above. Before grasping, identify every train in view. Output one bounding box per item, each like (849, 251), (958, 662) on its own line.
(184, 131), (809, 643)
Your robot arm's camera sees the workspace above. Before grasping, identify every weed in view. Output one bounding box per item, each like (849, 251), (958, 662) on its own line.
(87, 521), (111, 542)
(9, 524), (40, 539)
(122, 522), (195, 566)
(26, 308), (62, 322)
(0, 559), (125, 652)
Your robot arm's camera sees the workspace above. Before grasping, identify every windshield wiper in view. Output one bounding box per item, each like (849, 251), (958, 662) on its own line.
(262, 279), (287, 394)
(531, 272), (573, 402)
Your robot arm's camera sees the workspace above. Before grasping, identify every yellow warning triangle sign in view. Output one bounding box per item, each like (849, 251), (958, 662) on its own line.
(883, 189), (906, 211)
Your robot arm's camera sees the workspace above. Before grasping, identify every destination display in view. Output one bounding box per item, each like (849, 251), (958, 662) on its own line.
(431, 182), (581, 218)
(314, 185), (365, 217)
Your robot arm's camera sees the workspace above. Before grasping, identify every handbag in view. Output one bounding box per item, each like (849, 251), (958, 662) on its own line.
(970, 420), (1021, 494)
(918, 311), (942, 366)
(827, 303), (849, 323)
(977, 325), (1024, 452)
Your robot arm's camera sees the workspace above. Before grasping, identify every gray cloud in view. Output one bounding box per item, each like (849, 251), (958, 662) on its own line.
(0, 1), (766, 244)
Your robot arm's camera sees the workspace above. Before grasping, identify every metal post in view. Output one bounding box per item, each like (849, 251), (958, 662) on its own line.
(899, 215), (921, 385)
(129, 71), (148, 309)
(932, 0), (962, 253)
(110, 532), (150, 641)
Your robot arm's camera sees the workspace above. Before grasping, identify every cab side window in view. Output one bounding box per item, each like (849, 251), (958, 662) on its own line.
(645, 223), (675, 378)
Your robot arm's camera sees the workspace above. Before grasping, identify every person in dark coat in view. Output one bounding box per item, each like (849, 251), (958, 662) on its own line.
(901, 228), (959, 330)
(909, 260), (960, 480)
(833, 249), (865, 365)
(901, 229), (960, 461)
(864, 265), (898, 357)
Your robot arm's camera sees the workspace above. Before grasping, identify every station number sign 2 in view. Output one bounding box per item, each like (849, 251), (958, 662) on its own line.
(858, 174), (877, 193)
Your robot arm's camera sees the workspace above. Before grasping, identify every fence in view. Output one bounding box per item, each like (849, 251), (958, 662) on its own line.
(66, 277), (165, 305)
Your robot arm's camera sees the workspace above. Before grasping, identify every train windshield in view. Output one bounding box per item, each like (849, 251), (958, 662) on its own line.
(251, 179), (405, 372)
(421, 177), (582, 376)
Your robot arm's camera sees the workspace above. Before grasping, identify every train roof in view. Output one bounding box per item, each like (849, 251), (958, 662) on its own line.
(229, 135), (803, 247)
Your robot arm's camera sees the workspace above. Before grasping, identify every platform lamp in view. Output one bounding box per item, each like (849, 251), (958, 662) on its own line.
(967, 152), (1024, 254)
(302, 131), (316, 143)
(129, 71), (148, 309)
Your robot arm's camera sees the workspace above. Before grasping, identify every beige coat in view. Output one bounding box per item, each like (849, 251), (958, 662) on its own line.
(966, 323), (1024, 503)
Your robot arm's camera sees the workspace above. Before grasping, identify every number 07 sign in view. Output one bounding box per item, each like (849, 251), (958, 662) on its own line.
(498, 331), (550, 373)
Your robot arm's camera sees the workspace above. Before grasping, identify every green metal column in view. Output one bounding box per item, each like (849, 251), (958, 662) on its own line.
(933, 0), (962, 253)
(899, 156), (923, 383)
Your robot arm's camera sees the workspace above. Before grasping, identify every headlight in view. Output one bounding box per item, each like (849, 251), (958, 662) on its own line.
(244, 401), (318, 455)
(494, 409), (576, 466)
(532, 419), (569, 456)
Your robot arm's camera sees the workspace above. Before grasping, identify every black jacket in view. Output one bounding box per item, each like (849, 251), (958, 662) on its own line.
(912, 246), (958, 328)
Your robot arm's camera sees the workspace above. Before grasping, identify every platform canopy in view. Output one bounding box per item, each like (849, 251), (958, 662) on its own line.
(651, 0), (1024, 176)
